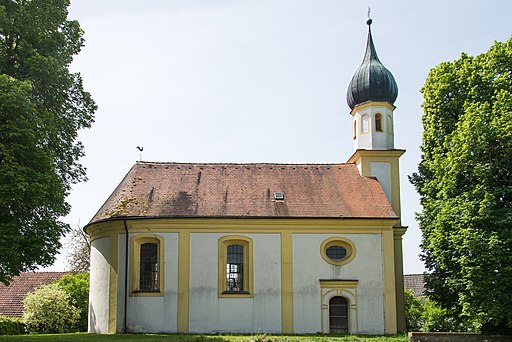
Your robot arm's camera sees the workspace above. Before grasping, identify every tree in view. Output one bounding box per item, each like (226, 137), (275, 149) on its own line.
(23, 282), (81, 333)
(0, 0), (96, 284)
(410, 36), (512, 334)
(56, 273), (89, 332)
(66, 224), (90, 273)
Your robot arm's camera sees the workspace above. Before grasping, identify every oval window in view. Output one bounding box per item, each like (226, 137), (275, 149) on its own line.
(320, 238), (355, 266)
(326, 245), (347, 261)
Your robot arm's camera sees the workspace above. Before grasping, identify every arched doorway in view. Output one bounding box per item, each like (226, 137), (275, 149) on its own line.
(329, 296), (349, 334)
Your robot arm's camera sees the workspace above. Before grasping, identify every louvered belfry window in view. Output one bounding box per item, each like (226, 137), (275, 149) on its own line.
(139, 242), (158, 291)
(226, 244), (244, 292)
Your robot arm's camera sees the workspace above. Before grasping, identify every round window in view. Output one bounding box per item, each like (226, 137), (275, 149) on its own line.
(320, 238), (355, 266)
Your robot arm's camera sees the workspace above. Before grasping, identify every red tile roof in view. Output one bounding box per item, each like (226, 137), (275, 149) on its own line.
(404, 274), (426, 298)
(89, 162), (397, 224)
(0, 272), (69, 318)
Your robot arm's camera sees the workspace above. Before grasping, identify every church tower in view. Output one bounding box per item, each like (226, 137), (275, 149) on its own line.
(346, 18), (407, 332)
(346, 18), (404, 221)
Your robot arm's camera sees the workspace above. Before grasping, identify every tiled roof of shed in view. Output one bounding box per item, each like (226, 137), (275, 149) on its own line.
(404, 274), (426, 298)
(0, 272), (69, 318)
(89, 162), (397, 224)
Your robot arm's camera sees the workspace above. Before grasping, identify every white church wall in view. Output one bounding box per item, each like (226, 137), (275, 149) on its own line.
(292, 233), (385, 334)
(353, 105), (394, 150)
(370, 162), (392, 203)
(188, 233), (282, 333)
(125, 232), (179, 333)
(88, 236), (111, 334)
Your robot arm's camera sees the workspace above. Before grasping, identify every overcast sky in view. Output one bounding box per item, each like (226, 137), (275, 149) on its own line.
(44, 0), (512, 274)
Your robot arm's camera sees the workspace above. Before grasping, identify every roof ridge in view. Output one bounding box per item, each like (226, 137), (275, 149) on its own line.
(135, 161), (354, 166)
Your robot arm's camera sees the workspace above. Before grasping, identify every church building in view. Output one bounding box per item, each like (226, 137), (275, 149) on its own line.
(86, 19), (407, 335)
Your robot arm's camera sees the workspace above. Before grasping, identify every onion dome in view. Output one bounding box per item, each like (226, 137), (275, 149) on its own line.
(346, 19), (398, 110)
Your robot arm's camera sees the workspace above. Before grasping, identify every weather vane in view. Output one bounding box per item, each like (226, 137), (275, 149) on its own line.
(367, 6), (371, 19)
(136, 146), (143, 161)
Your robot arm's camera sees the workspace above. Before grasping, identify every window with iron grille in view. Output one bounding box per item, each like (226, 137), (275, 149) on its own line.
(139, 242), (158, 291)
(329, 296), (349, 334)
(320, 237), (356, 266)
(326, 245), (347, 261)
(226, 244), (244, 292)
(218, 236), (253, 297)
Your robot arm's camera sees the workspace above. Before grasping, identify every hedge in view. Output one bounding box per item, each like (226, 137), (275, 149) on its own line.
(0, 316), (26, 335)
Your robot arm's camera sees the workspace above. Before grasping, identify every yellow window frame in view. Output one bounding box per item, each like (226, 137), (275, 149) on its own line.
(130, 234), (165, 297)
(218, 235), (253, 298)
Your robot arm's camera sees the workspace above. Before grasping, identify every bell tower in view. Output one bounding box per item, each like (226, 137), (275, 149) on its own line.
(346, 18), (407, 332)
(346, 18), (404, 220)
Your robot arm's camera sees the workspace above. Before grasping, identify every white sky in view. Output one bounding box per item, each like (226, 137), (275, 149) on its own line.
(44, 0), (512, 274)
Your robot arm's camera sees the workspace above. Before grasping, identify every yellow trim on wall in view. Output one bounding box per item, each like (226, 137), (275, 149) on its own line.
(87, 217), (398, 241)
(281, 232), (293, 333)
(129, 234), (165, 297)
(382, 230), (397, 334)
(350, 101), (396, 115)
(108, 233), (118, 334)
(217, 235), (254, 298)
(319, 237), (356, 266)
(320, 280), (358, 334)
(347, 149), (404, 224)
(393, 227), (407, 332)
(177, 231), (190, 333)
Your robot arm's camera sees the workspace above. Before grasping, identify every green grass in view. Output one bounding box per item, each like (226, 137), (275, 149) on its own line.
(0, 333), (408, 342)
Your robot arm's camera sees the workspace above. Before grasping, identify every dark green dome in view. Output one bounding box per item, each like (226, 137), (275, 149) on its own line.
(347, 19), (398, 110)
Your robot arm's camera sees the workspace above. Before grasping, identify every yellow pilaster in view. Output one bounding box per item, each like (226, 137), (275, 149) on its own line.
(281, 232), (294, 333)
(108, 233), (119, 333)
(383, 229), (397, 334)
(394, 227), (407, 332)
(177, 231), (190, 333)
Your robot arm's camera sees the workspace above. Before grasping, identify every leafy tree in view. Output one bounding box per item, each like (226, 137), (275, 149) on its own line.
(410, 36), (512, 334)
(55, 273), (89, 332)
(66, 224), (90, 273)
(23, 282), (80, 333)
(0, 0), (96, 284)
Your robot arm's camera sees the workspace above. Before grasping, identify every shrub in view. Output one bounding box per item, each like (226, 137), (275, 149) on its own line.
(55, 273), (89, 332)
(404, 290), (424, 332)
(23, 283), (80, 334)
(0, 316), (26, 335)
(405, 289), (463, 332)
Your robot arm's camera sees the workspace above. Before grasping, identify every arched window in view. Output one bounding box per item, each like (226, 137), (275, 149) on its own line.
(218, 236), (253, 297)
(329, 296), (349, 334)
(353, 119), (357, 139)
(361, 114), (369, 134)
(130, 235), (164, 296)
(387, 115), (393, 134)
(375, 113), (383, 132)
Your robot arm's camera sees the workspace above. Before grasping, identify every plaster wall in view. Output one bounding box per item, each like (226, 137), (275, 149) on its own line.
(124, 232), (180, 333)
(292, 233), (385, 334)
(353, 105), (394, 150)
(188, 233), (282, 333)
(88, 237), (111, 334)
(370, 161), (392, 203)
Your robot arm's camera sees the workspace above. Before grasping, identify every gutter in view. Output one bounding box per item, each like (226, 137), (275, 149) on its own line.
(123, 219), (129, 333)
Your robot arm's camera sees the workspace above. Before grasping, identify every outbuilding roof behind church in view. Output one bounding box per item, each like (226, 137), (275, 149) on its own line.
(89, 162), (397, 224)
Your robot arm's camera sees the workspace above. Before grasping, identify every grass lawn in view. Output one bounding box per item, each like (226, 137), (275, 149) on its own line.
(0, 333), (408, 342)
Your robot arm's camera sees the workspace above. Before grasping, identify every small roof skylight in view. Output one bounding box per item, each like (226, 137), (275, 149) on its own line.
(273, 192), (284, 200)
